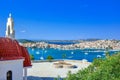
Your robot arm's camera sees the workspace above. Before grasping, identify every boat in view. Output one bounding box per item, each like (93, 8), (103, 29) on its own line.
(36, 51), (40, 54)
(71, 52), (74, 54)
(85, 52), (88, 55)
(40, 56), (44, 60)
(97, 55), (101, 58)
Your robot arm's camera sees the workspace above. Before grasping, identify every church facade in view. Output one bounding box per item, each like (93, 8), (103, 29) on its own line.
(0, 14), (31, 80)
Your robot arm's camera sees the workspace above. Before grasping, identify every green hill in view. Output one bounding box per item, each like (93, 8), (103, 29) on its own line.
(17, 39), (35, 43)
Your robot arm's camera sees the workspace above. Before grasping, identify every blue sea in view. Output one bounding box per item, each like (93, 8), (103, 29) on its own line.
(27, 47), (119, 62)
(47, 41), (76, 45)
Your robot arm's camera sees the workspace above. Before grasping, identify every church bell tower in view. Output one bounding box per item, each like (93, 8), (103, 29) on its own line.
(6, 13), (15, 39)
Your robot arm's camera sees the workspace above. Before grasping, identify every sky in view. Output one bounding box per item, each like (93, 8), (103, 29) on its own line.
(0, 0), (120, 40)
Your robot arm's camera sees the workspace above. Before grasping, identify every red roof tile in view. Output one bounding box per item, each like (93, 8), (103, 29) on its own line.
(0, 37), (31, 67)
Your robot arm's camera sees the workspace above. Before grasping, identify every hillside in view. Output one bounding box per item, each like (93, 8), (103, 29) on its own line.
(17, 39), (35, 43)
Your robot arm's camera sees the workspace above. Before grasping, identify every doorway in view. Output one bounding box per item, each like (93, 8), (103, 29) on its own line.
(7, 71), (12, 80)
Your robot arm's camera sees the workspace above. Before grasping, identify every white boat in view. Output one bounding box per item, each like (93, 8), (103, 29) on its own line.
(40, 57), (44, 60)
(102, 53), (106, 56)
(85, 52), (88, 55)
(45, 50), (47, 53)
(97, 55), (101, 58)
(36, 51), (40, 54)
(71, 52), (74, 54)
(32, 48), (34, 51)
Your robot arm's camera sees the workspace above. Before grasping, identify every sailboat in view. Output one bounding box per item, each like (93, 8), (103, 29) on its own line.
(36, 51), (40, 54)
(40, 56), (44, 60)
(85, 52), (88, 55)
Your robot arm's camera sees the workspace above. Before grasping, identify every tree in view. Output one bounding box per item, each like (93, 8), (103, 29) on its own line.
(30, 54), (34, 60)
(47, 55), (54, 62)
(105, 51), (110, 58)
(62, 53), (67, 59)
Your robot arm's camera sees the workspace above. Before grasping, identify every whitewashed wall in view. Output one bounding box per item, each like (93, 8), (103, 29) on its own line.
(0, 59), (24, 80)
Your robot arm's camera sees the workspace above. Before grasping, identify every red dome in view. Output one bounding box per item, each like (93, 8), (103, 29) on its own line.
(0, 37), (31, 67)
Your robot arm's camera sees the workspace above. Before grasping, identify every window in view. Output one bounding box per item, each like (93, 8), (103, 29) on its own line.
(7, 71), (12, 80)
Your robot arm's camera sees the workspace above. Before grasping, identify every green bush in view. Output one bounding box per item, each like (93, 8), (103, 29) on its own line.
(62, 53), (67, 59)
(30, 54), (34, 60)
(65, 52), (120, 80)
(47, 55), (54, 61)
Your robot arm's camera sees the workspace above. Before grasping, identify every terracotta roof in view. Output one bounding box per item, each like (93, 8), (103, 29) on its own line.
(0, 37), (31, 67)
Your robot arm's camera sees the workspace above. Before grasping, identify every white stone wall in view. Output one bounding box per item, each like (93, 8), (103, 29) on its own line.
(0, 59), (24, 80)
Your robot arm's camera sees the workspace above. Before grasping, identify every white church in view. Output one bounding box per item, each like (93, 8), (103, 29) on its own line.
(0, 14), (32, 80)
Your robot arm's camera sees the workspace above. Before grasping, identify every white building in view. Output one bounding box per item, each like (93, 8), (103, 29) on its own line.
(0, 14), (31, 80)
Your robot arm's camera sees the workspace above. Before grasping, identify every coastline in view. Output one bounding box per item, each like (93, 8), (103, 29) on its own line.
(21, 40), (120, 50)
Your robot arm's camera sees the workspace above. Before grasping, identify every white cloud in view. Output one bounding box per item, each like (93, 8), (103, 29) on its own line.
(20, 30), (26, 33)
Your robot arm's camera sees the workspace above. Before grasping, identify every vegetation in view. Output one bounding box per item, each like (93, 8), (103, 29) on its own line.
(105, 51), (110, 58)
(65, 52), (120, 80)
(62, 53), (67, 59)
(17, 39), (35, 43)
(30, 54), (35, 60)
(47, 55), (54, 61)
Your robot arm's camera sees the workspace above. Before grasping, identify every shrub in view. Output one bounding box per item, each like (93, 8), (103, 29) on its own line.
(30, 54), (34, 60)
(47, 55), (54, 61)
(65, 52), (120, 80)
(62, 53), (67, 59)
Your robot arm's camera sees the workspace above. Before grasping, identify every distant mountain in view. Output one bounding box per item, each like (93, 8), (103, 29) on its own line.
(17, 39), (80, 45)
(79, 38), (101, 41)
(17, 39), (35, 43)
(17, 39), (101, 43)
